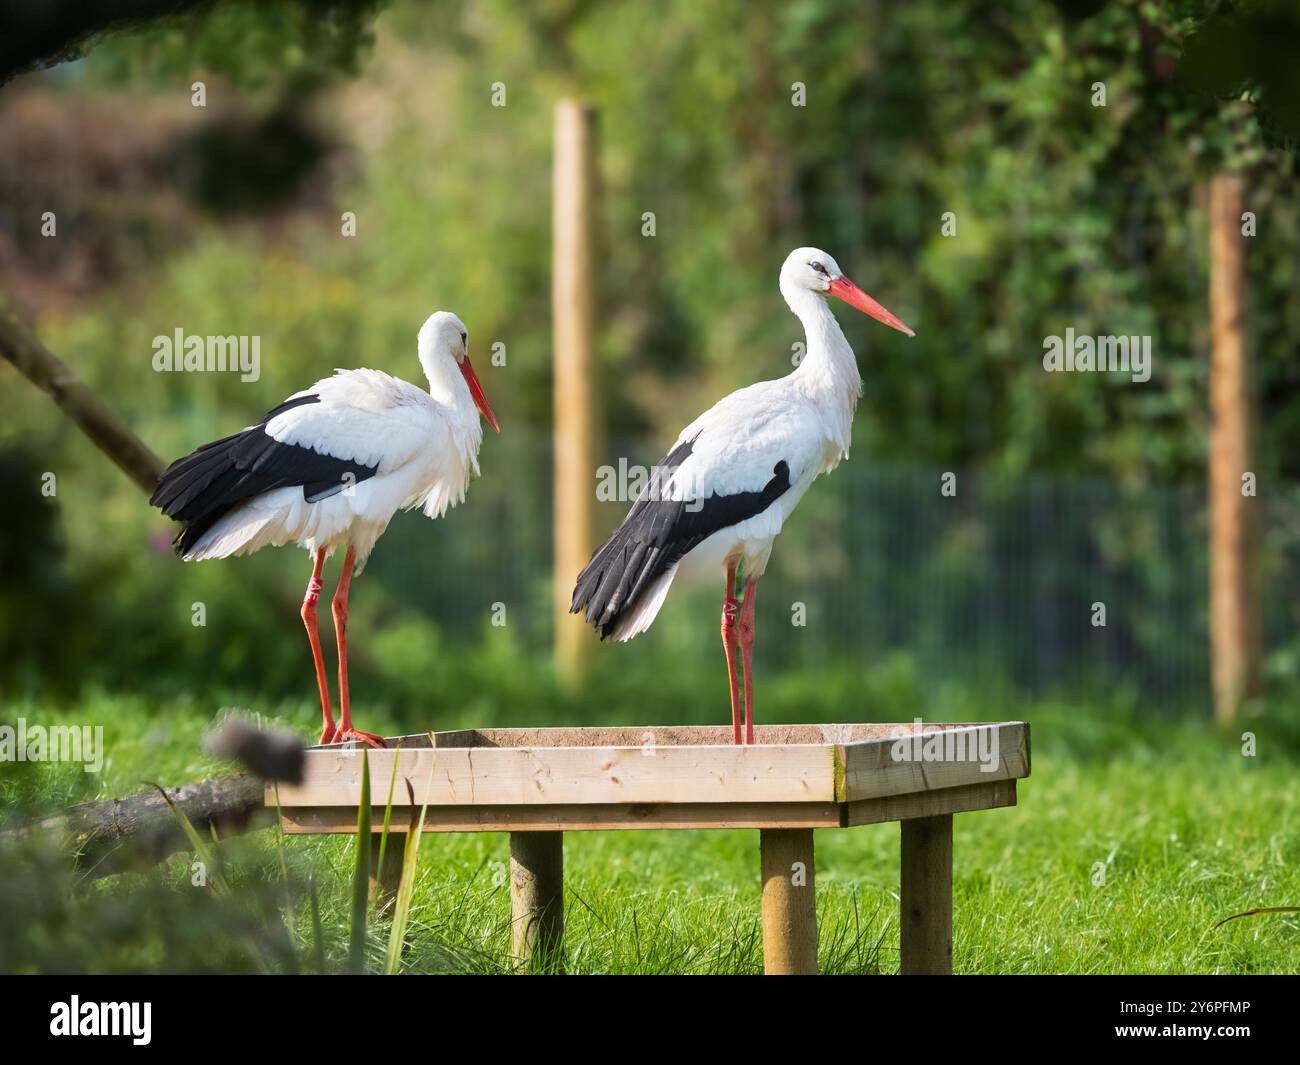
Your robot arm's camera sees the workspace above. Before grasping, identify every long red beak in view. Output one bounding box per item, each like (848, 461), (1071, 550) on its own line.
(458, 356), (500, 432)
(828, 275), (915, 337)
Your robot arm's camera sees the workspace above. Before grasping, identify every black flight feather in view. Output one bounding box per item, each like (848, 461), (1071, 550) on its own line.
(571, 436), (791, 639)
(150, 394), (379, 555)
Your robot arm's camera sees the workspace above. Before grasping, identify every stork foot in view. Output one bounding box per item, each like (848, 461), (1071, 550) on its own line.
(332, 726), (386, 749)
(318, 722), (338, 746)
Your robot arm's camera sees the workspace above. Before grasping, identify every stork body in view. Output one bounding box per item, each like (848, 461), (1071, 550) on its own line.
(571, 248), (913, 743)
(151, 311), (498, 747)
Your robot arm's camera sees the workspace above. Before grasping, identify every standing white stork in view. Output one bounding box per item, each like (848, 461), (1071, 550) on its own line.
(151, 311), (498, 748)
(571, 247), (913, 744)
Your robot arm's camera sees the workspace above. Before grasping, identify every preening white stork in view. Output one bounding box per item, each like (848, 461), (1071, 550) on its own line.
(151, 311), (499, 747)
(571, 247), (914, 743)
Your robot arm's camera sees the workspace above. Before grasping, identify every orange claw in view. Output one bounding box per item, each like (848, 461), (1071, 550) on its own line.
(333, 727), (386, 749)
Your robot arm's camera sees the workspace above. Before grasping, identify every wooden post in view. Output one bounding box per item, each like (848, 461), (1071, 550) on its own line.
(552, 100), (599, 683)
(368, 833), (405, 907)
(899, 814), (952, 974)
(1208, 172), (1259, 725)
(510, 831), (564, 972)
(759, 828), (818, 974)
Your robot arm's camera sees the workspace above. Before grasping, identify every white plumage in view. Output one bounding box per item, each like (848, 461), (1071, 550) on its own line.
(186, 363), (483, 569)
(175, 312), (488, 569)
(152, 310), (498, 747)
(572, 247), (914, 741)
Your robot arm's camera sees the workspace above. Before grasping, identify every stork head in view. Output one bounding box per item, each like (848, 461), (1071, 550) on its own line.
(418, 311), (500, 432)
(780, 247), (914, 337)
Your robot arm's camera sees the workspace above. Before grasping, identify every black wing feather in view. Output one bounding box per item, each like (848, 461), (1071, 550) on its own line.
(149, 394), (379, 555)
(570, 436), (791, 639)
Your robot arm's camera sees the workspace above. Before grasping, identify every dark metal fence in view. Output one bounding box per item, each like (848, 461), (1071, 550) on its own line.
(368, 431), (1300, 709)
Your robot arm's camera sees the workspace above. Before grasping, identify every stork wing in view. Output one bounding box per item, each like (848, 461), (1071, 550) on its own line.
(572, 388), (819, 639)
(263, 370), (436, 474)
(150, 370), (434, 552)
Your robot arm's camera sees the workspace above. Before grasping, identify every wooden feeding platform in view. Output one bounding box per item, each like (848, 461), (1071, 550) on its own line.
(269, 722), (1030, 974)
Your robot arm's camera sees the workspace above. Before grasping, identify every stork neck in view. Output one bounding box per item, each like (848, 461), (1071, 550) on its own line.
(419, 344), (479, 437)
(786, 287), (862, 455)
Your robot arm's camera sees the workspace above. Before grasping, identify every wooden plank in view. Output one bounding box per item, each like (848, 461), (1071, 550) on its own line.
(842, 780), (1017, 827)
(839, 723), (1029, 803)
(279, 801), (843, 834)
(467, 724), (903, 747)
(280, 782), (1014, 834)
(510, 832), (564, 972)
(273, 743), (839, 808)
(350, 723), (1005, 751)
(899, 815), (953, 975)
(760, 829), (818, 975)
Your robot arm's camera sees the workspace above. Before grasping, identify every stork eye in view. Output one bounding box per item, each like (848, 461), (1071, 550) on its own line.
(459, 331), (467, 344)
(811, 261), (827, 275)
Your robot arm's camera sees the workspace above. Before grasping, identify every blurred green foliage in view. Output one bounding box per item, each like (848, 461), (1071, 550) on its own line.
(1, 0), (1299, 719)
(2, 0), (386, 90)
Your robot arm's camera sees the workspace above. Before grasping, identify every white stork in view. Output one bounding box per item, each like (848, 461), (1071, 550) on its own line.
(151, 311), (498, 747)
(571, 247), (914, 743)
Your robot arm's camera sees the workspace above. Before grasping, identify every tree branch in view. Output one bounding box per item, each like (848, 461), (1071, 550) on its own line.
(10, 772), (266, 880)
(0, 301), (163, 494)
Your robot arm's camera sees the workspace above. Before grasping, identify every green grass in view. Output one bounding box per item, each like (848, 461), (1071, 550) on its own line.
(2, 691), (1298, 974)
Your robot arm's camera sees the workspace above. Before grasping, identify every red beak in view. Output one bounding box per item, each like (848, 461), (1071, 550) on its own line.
(828, 275), (915, 337)
(458, 356), (500, 432)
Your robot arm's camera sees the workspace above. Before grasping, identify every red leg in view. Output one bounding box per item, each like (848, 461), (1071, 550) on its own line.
(302, 548), (335, 745)
(739, 575), (758, 745)
(330, 546), (384, 748)
(721, 560), (741, 744)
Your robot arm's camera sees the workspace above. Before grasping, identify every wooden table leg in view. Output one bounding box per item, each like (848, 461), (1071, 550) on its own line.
(760, 828), (818, 974)
(900, 814), (953, 974)
(510, 831), (564, 972)
(369, 831), (405, 908)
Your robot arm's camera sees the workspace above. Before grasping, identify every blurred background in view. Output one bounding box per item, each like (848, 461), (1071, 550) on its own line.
(3, 0), (1300, 738)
